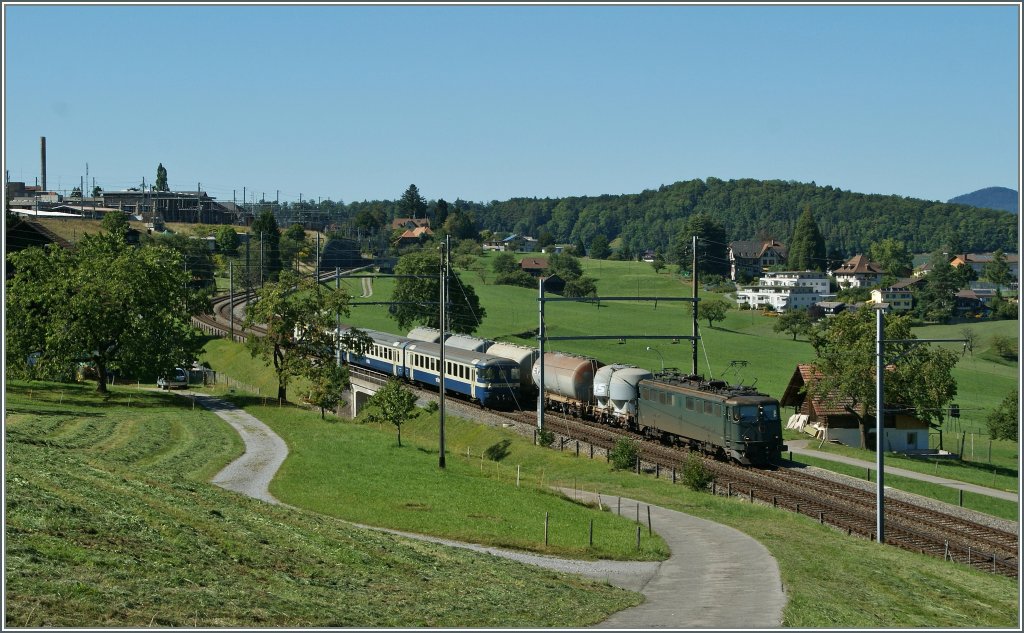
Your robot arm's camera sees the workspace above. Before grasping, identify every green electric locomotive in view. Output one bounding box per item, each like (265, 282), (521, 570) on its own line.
(637, 372), (786, 466)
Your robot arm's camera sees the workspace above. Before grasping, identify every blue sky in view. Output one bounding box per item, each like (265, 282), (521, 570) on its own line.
(3, 3), (1020, 206)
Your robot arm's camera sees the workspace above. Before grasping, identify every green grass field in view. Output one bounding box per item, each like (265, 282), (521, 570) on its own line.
(3, 380), (642, 627)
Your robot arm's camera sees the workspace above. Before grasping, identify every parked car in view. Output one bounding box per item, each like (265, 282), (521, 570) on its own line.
(157, 367), (189, 390)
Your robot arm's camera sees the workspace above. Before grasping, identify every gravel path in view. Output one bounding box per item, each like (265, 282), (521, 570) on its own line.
(196, 391), (786, 628)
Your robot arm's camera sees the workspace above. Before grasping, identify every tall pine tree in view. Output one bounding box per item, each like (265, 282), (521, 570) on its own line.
(251, 209), (283, 282)
(788, 205), (826, 271)
(398, 184), (427, 219)
(155, 163), (169, 192)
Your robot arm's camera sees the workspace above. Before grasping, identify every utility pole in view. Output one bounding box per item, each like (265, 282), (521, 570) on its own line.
(692, 234), (699, 375)
(229, 261), (234, 340)
(335, 267), (341, 368)
(439, 235), (449, 469)
(537, 276), (546, 430)
(260, 231), (264, 287)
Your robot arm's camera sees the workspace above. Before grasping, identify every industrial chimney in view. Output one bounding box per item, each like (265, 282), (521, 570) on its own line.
(40, 136), (47, 192)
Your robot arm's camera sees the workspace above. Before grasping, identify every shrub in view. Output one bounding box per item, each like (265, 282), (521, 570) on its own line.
(424, 400), (439, 414)
(681, 453), (715, 491)
(536, 428), (555, 447)
(608, 438), (639, 471)
(484, 439), (513, 462)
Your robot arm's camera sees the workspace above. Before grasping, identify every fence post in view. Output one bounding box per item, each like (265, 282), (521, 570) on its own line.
(517, 465), (520, 488)
(544, 512), (549, 546)
(617, 497), (621, 516)
(636, 525), (641, 550)
(959, 489), (963, 507)
(672, 467), (676, 484)
(576, 441), (579, 457)
(647, 505), (652, 536)
(590, 443), (594, 459)
(589, 519), (594, 547)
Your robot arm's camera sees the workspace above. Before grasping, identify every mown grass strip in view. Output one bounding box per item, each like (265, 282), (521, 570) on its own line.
(4, 380), (643, 627)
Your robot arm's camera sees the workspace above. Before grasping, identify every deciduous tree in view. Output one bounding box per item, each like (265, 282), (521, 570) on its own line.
(243, 270), (370, 402)
(987, 391), (1018, 442)
(774, 309), (813, 340)
(5, 233), (203, 393)
(389, 249), (486, 334)
(694, 296), (731, 328)
(366, 379), (419, 447)
(250, 210), (283, 281)
(808, 306), (960, 449)
(155, 163), (169, 192)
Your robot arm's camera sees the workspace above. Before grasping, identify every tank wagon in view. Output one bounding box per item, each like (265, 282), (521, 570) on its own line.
(637, 372), (786, 466)
(594, 365), (653, 426)
(532, 352), (603, 417)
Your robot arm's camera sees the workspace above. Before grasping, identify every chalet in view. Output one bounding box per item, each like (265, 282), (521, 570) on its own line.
(832, 254), (884, 289)
(780, 364), (930, 451)
(728, 240), (787, 280)
(520, 257), (549, 276)
(395, 226), (433, 246)
(953, 289), (991, 317)
(391, 217), (431, 231)
(950, 253), (1019, 280)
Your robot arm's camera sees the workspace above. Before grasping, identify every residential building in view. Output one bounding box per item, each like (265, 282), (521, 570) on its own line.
(735, 284), (820, 312)
(780, 364), (930, 451)
(728, 239), (787, 280)
(950, 253), (1019, 280)
(391, 217), (430, 231)
(832, 254), (884, 289)
(520, 257), (549, 277)
(759, 270), (830, 295)
(812, 301), (847, 317)
(869, 278), (921, 313)
(395, 226), (433, 246)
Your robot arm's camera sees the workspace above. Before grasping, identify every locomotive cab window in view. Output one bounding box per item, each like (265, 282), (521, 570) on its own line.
(736, 405), (758, 422)
(761, 403), (780, 421)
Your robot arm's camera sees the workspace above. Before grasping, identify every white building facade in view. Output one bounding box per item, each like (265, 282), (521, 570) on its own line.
(735, 270), (829, 312)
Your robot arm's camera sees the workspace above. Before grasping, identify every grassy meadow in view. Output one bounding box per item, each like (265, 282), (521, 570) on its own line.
(3, 380), (644, 627)
(193, 362), (1019, 628)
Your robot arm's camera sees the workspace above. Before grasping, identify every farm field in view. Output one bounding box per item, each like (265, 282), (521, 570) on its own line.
(331, 253), (1019, 446)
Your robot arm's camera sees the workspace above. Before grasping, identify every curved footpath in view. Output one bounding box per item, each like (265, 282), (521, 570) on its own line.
(194, 392), (786, 628)
(787, 439), (1018, 503)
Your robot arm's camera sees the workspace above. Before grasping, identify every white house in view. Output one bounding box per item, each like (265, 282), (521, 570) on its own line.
(759, 271), (831, 294)
(832, 254), (884, 289)
(736, 284), (820, 312)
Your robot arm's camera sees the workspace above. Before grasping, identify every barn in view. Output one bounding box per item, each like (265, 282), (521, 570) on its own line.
(780, 364), (931, 452)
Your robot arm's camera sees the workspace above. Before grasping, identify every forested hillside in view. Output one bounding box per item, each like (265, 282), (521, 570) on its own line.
(947, 186), (1018, 214)
(461, 178), (1017, 257)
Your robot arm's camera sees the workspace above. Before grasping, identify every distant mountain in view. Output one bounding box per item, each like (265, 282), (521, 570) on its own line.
(947, 187), (1018, 214)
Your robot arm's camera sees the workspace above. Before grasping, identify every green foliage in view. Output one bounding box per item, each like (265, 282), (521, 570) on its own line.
(915, 250), (960, 323)
(983, 249), (1012, 286)
(788, 205), (826, 271)
(808, 307), (961, 447)
(389, 249), (486, 333)
(563, 275), (597, 299)
(5, 233), (202, 392)
(398, 183), (427, 218)
(215, 225), (240, 254)
(671, 213), (729, 277)
(243, 270), (369, 402)
(251, 210), (283, 281)
(496, 270), (536, 288)
(536, 428), (555, 447)
(608, 438), (639, 471)
(681, 453), (715, 491)
(155, 162), (169, 191)
(650, 255), (666, 273)
(548, 252), (583, 280)
(100, 211), (129, 236)
(990, 335), (1017, 359)
(307, 363), (348, 419)
(695, 296), (731, 328)
(492, 252), (519, 275)
(986, 391), (1018, 442)
(443, 210), (477, 241)
(774, 309), (813, 340)
(589, 234), (611, 259)
(484, 439), (513, 462)
(366, 379), (419, 447)
(869, 238), (913, 279)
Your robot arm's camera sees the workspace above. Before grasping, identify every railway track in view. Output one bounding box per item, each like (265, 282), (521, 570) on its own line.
(191, 285), (1019, 579)
(499, 408), (1019, 579)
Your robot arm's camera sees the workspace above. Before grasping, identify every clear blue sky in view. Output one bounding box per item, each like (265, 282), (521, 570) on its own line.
(3, 2), (1020, 206)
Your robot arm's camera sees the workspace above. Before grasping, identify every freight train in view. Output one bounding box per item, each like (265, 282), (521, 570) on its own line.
(339, 328), (784, 466)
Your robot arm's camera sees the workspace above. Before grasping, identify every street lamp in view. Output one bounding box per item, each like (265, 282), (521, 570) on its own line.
(646, 346), (665, 373)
